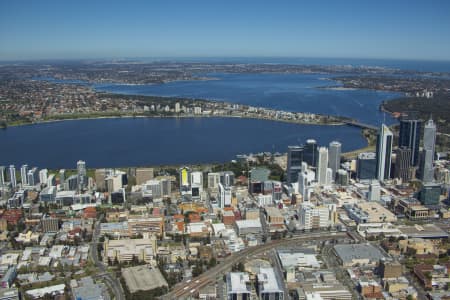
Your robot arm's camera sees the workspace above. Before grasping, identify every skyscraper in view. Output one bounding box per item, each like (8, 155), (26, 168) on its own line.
(304, 139), (318, 168)
(286, 145), (304, 183)
(376, 124), (393, 181)
(328, 141), (342, 179)
(220, 171), (235, 187)
(298, 171), (308, 200)
(424, 118), (436, 156)
(395, 147), (412, 182)
(39, 169), (48, 185)
(420, 118), (437, 183)
(398, 112), (421, 166)
(77, 160), (86, 191)
(20, 164), (28, 185)
(9, 165), (16, 188)
(356, 152), (377, 181)
(316, 147), (329, 185)
(368, 180), (381, 201)
(59, 169), (66, 190)
(0, 166), (5, 186)
(27, 167), (39, 186)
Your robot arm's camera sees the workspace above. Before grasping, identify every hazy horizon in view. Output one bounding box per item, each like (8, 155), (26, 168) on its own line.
(1, 0), (450, 61)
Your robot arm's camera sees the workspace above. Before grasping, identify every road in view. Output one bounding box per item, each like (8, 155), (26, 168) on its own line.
(322, 244), (361, 300)
(164, 232), (347, 299)
(90, 216), (126, 300)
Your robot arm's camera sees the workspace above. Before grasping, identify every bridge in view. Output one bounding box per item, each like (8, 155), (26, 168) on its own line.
(343, 120), (379, 131)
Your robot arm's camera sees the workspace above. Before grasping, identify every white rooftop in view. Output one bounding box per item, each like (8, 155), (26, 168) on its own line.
(235, 219), (262, 229)
(257, 267), (283, 293)
(228, 272), (251, 294)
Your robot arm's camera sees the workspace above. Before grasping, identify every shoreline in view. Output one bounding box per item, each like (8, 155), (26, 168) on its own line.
(2, 113), (347, 129)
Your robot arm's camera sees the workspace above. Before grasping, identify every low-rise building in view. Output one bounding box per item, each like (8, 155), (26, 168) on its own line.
(226, 272), (251, 300)
(257, 268), (284, 300)
(103, 238), (156, 264)
(121, 265), (168, 294)
(333, 244), (385, 267)
(344, 202), (397, 224)
(71, 276), (108, 300)
(298, 283), (352, 300)
(399, 238), (438, 255)
(0, 288), (19, 300)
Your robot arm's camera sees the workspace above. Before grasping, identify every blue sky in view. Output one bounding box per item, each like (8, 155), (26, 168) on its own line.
(1, 0), (450, 61)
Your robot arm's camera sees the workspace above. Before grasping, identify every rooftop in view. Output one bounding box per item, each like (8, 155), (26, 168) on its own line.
(257, 267), (284, 293)
(227, 272), (251, 294)
(121, 265), (168, 293)
(334, 244), (385, 265)
(235, 219), (262, 229)
(398, 224), (449, 239)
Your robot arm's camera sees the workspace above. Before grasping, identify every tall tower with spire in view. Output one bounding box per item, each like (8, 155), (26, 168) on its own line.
(420, 117), (437, 182)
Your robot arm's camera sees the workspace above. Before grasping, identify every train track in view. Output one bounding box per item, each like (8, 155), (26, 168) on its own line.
(165, 232), (348, 299)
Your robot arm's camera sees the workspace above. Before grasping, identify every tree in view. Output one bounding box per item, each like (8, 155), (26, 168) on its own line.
(208, 257), (217, 268)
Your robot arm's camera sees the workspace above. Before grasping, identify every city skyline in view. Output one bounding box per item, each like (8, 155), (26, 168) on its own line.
(1, 0), (450, 61)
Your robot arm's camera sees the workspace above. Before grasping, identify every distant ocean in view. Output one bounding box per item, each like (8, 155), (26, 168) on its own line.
(127, 57), (450, 73)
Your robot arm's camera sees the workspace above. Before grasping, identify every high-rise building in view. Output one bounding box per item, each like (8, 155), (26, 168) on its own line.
(420, 118), (437, 183)
(142, 180), (163, 199)
(135, 168), (154, 185)
(175, 102), (181, 113)
(357, 153), (377, 181)
(395, 147), (412, 182)
(190, 171), (203, 199)
(368, 180), (381, 201)
(77, 160), (87, 191)
(27, 167), (39, 186)
(160, 178), (172, 197)
(94, 169), (107, 191)
(398, 112), (421, 166)
(299, 203), (335, 231)
(59, 169), (66, 190)
(20, 164), (28, 186)
(376, 125), (393, 181)
(316, 147), (328, 185)
(250, 167), (271, 183)
(336, 169), (349, 186)
(326, 168), (333, 186)
(286, 145), (304, 183)
(328, 141), (342, 179)
(420, 149), (435, 183)
(298, 171), (308, 200)
(220, 171), (234, 187)
(179, 167), (190, 193)
(424, 118), (437, 158)
(9, 165), (16, 188)
(304, 139), (318, 168)
(39, 169), (48, 186)
(418, 183), (441, 206)
(0, 166), (5, 186)
(218, 183), (232, 209)
(207, 172), (220, 190)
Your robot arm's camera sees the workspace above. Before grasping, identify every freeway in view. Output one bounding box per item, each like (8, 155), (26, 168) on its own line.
(90, 216), (126, 300)
(164, 232), (347, 299)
